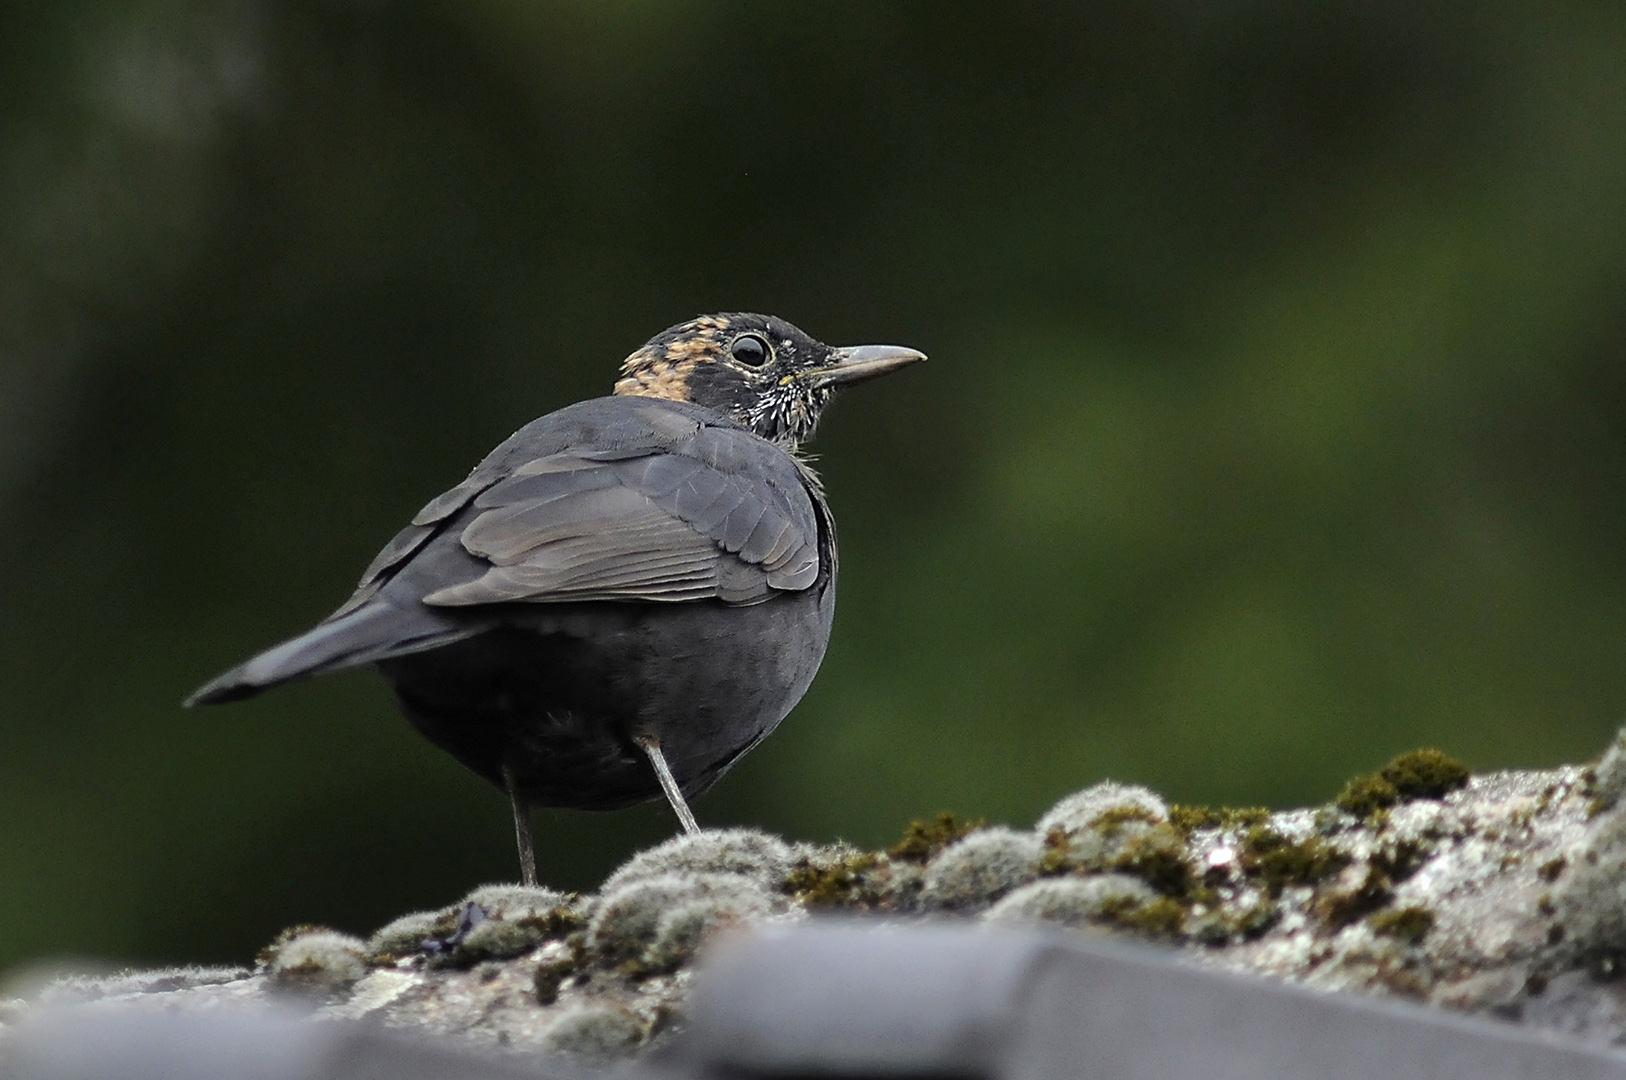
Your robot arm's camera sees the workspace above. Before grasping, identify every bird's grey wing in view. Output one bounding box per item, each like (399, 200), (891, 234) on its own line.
(421, 428), (821, 608)
(187, 467), (505, 703)
(327, 470), (500, 618)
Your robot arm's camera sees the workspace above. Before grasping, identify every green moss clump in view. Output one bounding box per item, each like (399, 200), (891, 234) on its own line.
(1039, 811), (1200, 897)
(1581, 766), (1612, 816)
(1236, 900), (1282, 940)
(1099, 895), (1185, 938)
(784, 852), (883, 908)
(517, 904), (583, 939)
(1089, 805), (1161, 828)
(1168, 805), (1219, 832)
(1337, 749), (1470, 818)
(1241, 825), (1285, 854)
(1108, 822), (1195, 897)
(1168, 805), (1270, 833)
(1230, 807), (1273, 829)
(889, 812), (984, 863)
(1369, 839), (1431, 883)
(1243, 827), (1350, 896)
(1335, 773), (1400, 818)
(533, 948), (581, 1005)
(1039, 828), (1073, 875)
(1381, 749), (1470, 799)
(1370, 906), (1434, 944)
(1317, 868), (1394, 930)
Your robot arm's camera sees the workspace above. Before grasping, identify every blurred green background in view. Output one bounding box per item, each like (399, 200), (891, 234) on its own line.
(4, 0), (1626, 972)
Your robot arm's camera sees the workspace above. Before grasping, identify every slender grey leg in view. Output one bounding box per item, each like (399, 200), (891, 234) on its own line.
(502, 762), (538, 887)
(633, 734), (700, 835)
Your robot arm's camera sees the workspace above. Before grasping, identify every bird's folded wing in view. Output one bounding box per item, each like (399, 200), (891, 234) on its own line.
(420, 435), (820, 608)
(326, 469), (503, 619)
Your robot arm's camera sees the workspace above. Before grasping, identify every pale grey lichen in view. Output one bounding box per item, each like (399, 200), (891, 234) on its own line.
(984, 873), (1157, 928)
(454, 917), (549, 963)
(265, 931), (367, 995)
(587, 872), (779, 963)
(461, 884), (570, 919)
(23, 966), (250, 1006)
(601, 829), (792, 893)
(365, 910), (443, 962)
(1550, 765), (1626, 965)
(645, 887), (780, 970)
(1590, 728), (1626, 816)
(1037, 781), (1167, 837)
(539, 1003), (646, 1059)
(921, 827), (1043, 910)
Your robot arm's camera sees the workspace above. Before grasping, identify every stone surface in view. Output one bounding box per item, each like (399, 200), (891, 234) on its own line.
(10, 736), (1626, 1061)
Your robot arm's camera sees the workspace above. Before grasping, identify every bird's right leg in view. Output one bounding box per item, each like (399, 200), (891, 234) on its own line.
(633, 734), (701, 835)
(502, 762), (539, 887)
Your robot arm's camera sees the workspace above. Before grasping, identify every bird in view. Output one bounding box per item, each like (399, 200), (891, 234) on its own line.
(187, 313), (924, 885)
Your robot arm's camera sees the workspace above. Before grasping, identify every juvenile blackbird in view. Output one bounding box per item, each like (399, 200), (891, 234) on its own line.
(187, 313), (924, 884)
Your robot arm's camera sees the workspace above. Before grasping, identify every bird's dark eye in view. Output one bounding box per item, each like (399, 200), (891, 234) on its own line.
(730, 334), (770, 366)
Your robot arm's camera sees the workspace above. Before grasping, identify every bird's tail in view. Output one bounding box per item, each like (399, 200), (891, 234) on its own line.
(184, 600), (482, 706)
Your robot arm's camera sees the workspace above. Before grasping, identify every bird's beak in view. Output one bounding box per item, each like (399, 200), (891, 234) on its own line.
(801, 344), (927, 389)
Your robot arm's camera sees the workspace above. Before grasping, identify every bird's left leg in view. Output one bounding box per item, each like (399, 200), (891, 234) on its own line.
(633, 734), (700, 835)
(502, 762), (539, 886)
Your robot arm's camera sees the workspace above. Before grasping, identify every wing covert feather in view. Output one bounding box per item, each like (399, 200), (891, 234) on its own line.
(418, 423), (823, 609)
(329, 470), (501, 618)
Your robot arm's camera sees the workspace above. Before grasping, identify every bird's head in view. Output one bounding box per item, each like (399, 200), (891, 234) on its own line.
(614, 313), (925, 448)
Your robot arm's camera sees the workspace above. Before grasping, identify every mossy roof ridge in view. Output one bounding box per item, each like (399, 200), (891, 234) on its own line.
(7, 743), (1624, 1058)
